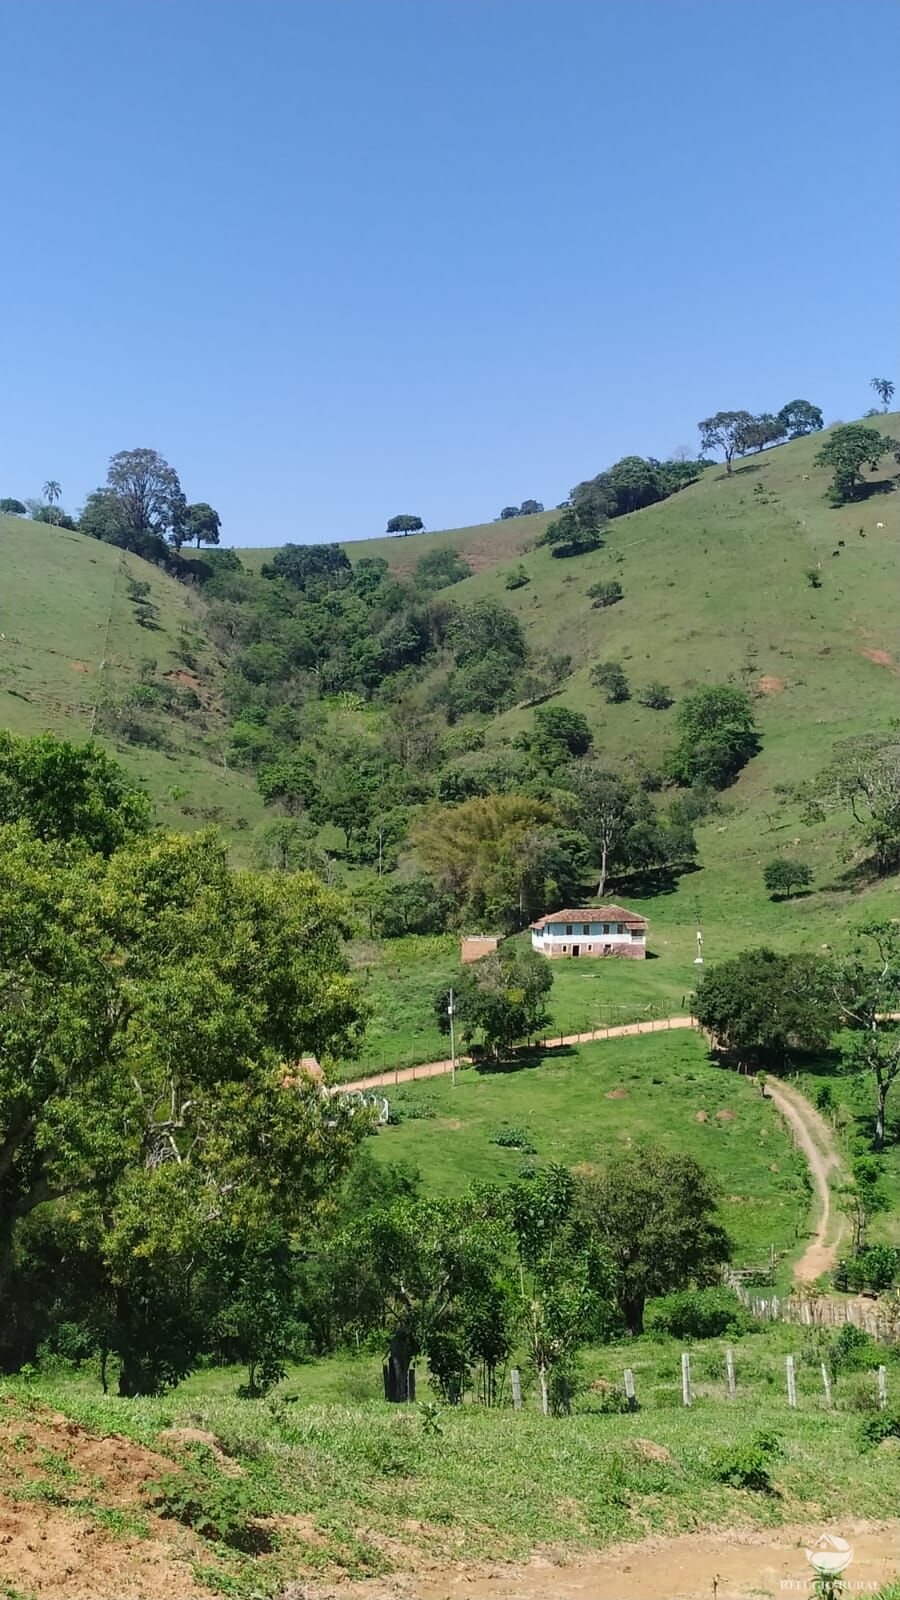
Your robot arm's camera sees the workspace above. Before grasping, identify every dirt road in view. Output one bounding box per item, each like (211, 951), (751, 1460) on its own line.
(338, 1016), (696, 1093)
(306, 1521), (900, 1600)
(764, 1076), (846, 1279)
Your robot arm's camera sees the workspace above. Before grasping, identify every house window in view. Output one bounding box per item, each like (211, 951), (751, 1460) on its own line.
(562, 944), (568, 953)
(601, 922), (609, 934)
(630, 927), (644, 940)
(616, 922), (623, 934)
(565, 923), (573, 935)
(582, 923), (590, 935)
(587, 943), (593, 951)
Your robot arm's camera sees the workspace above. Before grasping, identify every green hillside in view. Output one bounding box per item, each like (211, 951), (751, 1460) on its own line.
(0, 514), (264, 852)
(237, 506), (555, 578)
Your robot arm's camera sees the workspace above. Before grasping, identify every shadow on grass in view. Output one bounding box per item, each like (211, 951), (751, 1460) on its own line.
(702, 1043), (844, 1079)
(473, 1043), (578, 1076)
(618, 862), (701, 899)
(844, 478), (898, 503)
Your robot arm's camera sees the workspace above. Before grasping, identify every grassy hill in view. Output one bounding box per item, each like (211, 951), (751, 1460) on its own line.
(237, 506), (555, 578)
(0, 513), (264, 854)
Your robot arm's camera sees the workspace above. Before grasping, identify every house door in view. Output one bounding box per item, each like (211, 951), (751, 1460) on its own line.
(571, 945), (580, 958)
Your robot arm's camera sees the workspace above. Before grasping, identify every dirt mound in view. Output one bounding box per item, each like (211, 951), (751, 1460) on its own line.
(157, 1425), (244, 1476)
(862, 647), (895, 668)
(757, 674), (785, 695)
(627, 1438), (674, 1465)
(605, 1087), (629, 1100)
(716, 1108), (735, 1122)
(0, 1395), (208, 1598)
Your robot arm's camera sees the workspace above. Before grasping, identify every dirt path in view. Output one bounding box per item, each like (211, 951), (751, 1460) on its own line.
(306, 1520), (900, 1600)
(339, 1018), (845, 1285)
(338, 1017), (696, 1093)
(764, 1077), (846, 1280)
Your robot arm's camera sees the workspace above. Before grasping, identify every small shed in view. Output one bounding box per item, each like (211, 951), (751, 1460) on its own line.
(460, 934), (501, 964)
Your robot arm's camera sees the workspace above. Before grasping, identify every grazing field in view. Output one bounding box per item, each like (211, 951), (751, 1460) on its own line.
(369, 1030), (811, 1267)
(235, 508), (554, 579)
(0, 512), (264, 854)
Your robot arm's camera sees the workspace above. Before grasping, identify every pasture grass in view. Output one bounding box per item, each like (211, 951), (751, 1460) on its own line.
(11, 1318), (900, 1595)
(370, 1031), (811, 1268)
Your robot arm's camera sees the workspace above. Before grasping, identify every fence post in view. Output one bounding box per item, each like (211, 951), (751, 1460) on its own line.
(624, 1368), (636, 1412)
(821, 1363), (832, 1408)
(786, 1355), (797, 1408)
(878, 1366), (888, 1411)
(725, 1348), (736, 1400)
(539, 1369), (549, 1416)
(681, 1351), (692, 1407)
(510, 1368), (522, 1411)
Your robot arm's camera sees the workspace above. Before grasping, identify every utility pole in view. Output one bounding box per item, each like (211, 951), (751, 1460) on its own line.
(448, 988), (457, 1088)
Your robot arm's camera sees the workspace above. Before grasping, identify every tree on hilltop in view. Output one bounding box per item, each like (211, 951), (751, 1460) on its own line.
(697, 411), (755, 474)
(387, 513), (424, 534)
(0, 498), (27, 516)
(870, 377), (895, 412)
(42, 480), (61, 525)
(776, 400), (824, 439)
(106, 447), (187, 550)
(183, 501), (221, 548)
(815, 424), (898, 504)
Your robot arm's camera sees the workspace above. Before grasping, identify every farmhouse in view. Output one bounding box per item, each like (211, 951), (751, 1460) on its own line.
(530, 905), (647, 959)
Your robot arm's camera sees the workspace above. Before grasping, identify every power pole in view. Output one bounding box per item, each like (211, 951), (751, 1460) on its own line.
(448, 988), (457, 1088)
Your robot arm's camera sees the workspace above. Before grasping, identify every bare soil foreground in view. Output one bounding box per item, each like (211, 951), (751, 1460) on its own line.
(303, 1522), (900, 1600)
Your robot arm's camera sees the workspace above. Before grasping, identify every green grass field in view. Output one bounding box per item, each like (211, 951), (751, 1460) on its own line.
(9, 1319), (899, 1596)
(0, 513), (264, 856)
(235, 507), (554, 578)
(370, 1031), (811, 1268)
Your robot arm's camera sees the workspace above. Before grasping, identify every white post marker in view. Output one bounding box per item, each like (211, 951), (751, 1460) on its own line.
(725, 1348), (736, 1400)
(878, 1365), (888, 1410)
(448, 987), (456, 1088)
(786, 1355), (797, 1408)
(539, 1369), (549, 1417)
(821, 1363), (832, 1408)
(624, 1368), (636, 1412)
(510, 1368), (522, 1411)
(681, 1351), (692, 1407)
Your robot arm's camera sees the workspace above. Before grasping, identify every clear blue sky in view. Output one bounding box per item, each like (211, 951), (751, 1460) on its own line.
(2, 1), (898, 546)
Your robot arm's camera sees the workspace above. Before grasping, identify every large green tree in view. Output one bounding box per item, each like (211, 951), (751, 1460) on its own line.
(183, 501), (221, 548)
(106, 447), (187, 547)
(576, 1149), (731, 1335)
(815, 424), (897, 503)
(694, 948), (835, 1068)
(833, 923), (900, 1151)
(697, 411), (755, 474)
(437, 944), (554, 1059)
(666, 685), (759, 789)
(0, 731), (151, 854)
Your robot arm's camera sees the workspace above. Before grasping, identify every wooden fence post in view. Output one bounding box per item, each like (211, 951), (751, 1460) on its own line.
(878, 1366), (888, 1411)
(681, 1352), (692, 1407)
(821, 1363), (832, 1408)
(539, 1369), (549, 1416)
(624, 1368), (636, 1412)
(786, 1355), (797, 1408)
(510, 1368), (522, 1411)
(725, 1348), (736, 1400)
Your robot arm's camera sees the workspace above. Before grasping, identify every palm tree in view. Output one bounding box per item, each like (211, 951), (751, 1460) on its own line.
(43, 480), (61, 525)
(870, 378), (895, 413)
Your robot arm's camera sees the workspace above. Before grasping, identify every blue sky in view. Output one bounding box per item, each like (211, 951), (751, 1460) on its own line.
(1, 1), (898, 546)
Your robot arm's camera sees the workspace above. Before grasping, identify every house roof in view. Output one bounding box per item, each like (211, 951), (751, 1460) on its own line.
(530, 905), (648, 930)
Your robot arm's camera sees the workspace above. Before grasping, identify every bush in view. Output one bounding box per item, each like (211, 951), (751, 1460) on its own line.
(590, 660), (630, 703)
(146, 1454), (265, 1550)
(763, 858), (813, 898)
(860, 1407), (900, 1449)
(829, 1321), (880, 1376)
(489, 1125), (537, 1153)
(587, 579), (623, 608)
(646, 1287), (754, 1340)
(710, 1429), (780, 1492)
(638, 681), (673, 710)
(505, 565), (530, 590)
(859, 1244), (899, 1292)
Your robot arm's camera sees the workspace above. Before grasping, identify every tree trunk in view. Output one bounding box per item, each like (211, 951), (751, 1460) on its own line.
(597, 843), (608, 899)
(874, 1080), (887, 1152)
(384, 1327), (414, 1403)
(622, 1292), (645, 1336)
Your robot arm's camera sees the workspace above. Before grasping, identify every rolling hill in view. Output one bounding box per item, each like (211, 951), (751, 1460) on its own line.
(0, 513), (265, 853)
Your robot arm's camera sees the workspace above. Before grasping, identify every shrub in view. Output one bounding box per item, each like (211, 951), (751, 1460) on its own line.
(860, 1407), (900, 1449)
(646, 1287), (754, 1340)
(146, 1454), (265, 1550)
(829, 1321), (880, 1377)
(489, 1125), (537, 1153)
(590, 660), (630, 703)
(858, 1244), (899, 1292)
(588, 579), (623, 608)
(806, 568), (823, 588)
(710, 1429), (780, 1492)
(638, 681), (673, 710)
(505, 565), (530, 590)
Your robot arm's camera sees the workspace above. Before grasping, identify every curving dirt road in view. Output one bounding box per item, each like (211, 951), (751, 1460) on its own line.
(763, 1077), (846, 1279)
